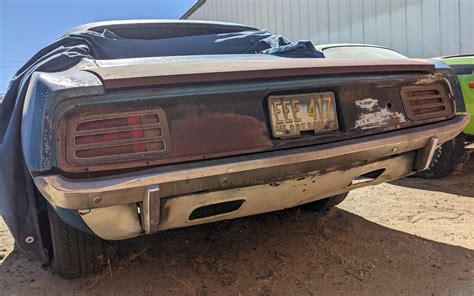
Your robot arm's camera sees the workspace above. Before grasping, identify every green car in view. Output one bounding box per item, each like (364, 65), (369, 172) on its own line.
(437, 55), (474, 138)
(315, 44), (473, 178)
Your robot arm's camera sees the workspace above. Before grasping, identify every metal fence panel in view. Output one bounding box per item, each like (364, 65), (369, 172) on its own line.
(186, 0), (474, 57)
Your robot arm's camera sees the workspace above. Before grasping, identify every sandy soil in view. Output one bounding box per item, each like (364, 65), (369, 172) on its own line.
(1, 150), (473, 295)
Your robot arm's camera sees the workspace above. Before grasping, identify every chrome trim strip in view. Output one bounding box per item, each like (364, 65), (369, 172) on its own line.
(414, 136), (439, 171)
(74, 124), (162, 136)
(75, 137), (165, 150)
(142, 185), (161, 234)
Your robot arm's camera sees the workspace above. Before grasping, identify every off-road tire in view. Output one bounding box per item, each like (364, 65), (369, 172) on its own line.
(300, 193), (349, 212)
(415, 134), (465, 179)
(47, 206), (106, 279)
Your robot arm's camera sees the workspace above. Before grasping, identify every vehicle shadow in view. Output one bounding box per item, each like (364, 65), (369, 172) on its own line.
(1, 207), (473, 295)
(390, 148), (474, 198)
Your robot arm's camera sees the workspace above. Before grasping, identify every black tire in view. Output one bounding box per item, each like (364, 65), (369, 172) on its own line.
(300, 192), (349, 212)
(47, 206), (106, 279)
(415, 134), (465, 179)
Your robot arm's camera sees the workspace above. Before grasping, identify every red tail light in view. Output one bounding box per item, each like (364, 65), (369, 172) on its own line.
(469, 81), (474, 89)
(66, 110), (171, 165)
(400, 85), (452, 121)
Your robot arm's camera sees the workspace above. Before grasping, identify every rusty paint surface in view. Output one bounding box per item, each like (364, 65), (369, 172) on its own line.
(354, 98), (407, 130)
(170, 113), (272, 157)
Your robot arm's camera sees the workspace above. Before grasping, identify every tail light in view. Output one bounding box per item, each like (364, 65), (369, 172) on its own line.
(66, 109), (171, 166)
(469, 81), (474, 89)
(400, 84), (453, 121)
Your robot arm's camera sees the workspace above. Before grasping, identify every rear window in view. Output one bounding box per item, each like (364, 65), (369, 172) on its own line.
(88, 23), (258, 40)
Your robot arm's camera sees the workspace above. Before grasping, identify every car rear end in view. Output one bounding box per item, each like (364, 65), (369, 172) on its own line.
(24, 55), (468, 234)
(22, 55), (469, 278)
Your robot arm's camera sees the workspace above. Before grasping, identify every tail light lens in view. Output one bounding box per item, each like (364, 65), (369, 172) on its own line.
(66, 110), (171, 166)
(400, 84), (453, 121)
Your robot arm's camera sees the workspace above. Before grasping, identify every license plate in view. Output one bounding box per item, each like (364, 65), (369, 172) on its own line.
(268, 92), (338, 138)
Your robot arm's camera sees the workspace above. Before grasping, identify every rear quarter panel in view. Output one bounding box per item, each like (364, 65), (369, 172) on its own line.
(22, 70), (104, 173)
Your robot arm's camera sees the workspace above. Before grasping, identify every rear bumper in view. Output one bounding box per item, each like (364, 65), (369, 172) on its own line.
(34, 114), (470, 240)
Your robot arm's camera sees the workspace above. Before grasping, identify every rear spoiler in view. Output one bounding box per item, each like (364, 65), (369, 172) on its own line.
(86, 58), (436, 90)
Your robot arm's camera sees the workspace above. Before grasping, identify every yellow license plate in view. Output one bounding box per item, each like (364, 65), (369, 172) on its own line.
(268, 92), (338, 138)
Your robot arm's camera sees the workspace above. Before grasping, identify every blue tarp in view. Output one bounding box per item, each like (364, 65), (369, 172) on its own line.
(0, 21), (324, 262)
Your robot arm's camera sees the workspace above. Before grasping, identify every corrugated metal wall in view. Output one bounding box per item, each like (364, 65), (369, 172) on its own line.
(185, 0), (474, 58)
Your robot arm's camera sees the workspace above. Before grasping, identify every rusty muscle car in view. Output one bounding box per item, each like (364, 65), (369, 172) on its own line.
(1, 21), (469, 278)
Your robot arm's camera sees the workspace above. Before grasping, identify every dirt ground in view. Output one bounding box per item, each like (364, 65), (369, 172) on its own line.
(1, 149), (473, 295)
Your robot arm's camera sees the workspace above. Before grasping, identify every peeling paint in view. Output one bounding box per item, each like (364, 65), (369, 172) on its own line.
(413, 76), (439, 85)
(355, 98), (378, 110)
(355, 107), (407, 130)
(354, 97), (407, 130)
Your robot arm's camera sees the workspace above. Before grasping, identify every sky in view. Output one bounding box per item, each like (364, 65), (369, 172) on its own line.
(0, 0), (196, 93)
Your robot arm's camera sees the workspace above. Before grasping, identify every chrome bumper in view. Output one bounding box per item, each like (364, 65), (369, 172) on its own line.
(34, 114), (470, 240)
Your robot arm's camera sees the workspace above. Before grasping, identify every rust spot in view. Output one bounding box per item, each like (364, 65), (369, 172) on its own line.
(170, 113), (272, 157)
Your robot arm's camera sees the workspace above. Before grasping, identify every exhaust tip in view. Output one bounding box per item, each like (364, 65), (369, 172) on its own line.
(189, 199), (245, 221)
(350, 168), (385, 186)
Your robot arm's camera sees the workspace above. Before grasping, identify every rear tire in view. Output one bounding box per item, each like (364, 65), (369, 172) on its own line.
(415, 134), (465, 179)
(47, 206), (106, 279)
(300, 193), (349, 212)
